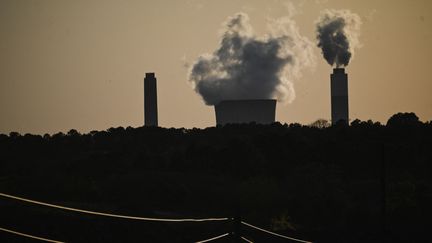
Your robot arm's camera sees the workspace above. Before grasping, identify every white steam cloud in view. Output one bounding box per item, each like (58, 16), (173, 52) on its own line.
(316, 9), (362, 67)
(188, 12), (315, 106)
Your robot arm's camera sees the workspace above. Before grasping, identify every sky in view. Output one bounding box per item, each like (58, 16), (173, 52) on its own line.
(1, 0), (431, 134)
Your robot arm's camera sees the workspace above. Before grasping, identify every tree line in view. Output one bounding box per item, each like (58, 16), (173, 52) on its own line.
(0, 112), (431, 242)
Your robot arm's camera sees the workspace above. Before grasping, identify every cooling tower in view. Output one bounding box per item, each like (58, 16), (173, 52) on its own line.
(214, 99), (276, 125)
(331, 68), (349, 125)
(144, 73), (158, 126)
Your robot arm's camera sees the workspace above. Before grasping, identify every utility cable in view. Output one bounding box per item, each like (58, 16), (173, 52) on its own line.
(241, 235), (254, 243)
(194, 232), (230, 243)
(0, 192), (229, 222)
(0, 226), (65, 243)
(241, 221), (312, 243)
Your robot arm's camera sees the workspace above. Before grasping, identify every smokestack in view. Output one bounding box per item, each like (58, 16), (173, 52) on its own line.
(214, 99), (276, 125)
(144, 73), (158, 126)
(331, 68), (348, 125)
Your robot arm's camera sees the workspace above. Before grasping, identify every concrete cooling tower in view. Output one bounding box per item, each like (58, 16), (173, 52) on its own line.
(331, 68), (349, 125)
(214, 99), (276, 125)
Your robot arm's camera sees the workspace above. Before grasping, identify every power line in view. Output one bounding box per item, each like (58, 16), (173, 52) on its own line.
(0, 192), (229, 222)
(0, 226), (65, 243)
(241, 221), (312, 243)
(194, 232), (230, 243)
(241, 235), (254, 243)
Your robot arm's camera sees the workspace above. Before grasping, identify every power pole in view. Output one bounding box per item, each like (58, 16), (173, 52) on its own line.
(232, 211), (241, 243)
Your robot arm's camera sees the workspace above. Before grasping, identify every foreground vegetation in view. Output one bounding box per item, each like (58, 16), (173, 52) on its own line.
(0, 113), (431, 242)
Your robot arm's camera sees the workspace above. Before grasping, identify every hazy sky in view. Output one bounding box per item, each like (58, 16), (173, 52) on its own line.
(1, 0), (431, 134)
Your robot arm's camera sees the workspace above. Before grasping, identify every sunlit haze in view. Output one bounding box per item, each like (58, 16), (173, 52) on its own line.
(1, 0), (431, 134)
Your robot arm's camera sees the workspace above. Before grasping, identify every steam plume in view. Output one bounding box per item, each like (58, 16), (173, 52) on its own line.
(316, 9), (361, 67)
(188, 13), (315, 106)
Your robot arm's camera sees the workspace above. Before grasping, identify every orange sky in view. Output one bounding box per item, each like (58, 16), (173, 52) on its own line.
(1, 0), (431, 134)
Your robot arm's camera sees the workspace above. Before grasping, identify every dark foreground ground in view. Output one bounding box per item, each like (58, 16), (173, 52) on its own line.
(1, 116), (431, 242)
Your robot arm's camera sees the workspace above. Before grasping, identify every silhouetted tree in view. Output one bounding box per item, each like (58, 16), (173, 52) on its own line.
(350, 119), (361, 126)
(9, 131), (20, 138)
(387, 112), (421, 127)
(310, 119), (330, 129)
(67, 129), (80, 137)
(52, 132), (65, 140)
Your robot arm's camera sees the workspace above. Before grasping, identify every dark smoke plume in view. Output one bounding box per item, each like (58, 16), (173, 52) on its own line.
(188, 13), (314, 106)
(316, 9), (361, 67)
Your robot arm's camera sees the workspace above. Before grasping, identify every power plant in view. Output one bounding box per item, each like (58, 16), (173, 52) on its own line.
(214, 99), (276, 125)
(142, 69), (351, 127)
(144, 73), (158, 126)
(143, 69), (351, 127)
(330, 68), (349, 125)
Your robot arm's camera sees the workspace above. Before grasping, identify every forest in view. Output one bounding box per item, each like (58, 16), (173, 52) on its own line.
(0, 112), (431, 243)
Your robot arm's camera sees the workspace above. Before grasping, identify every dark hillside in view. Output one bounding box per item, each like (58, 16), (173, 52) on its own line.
(1, 115), (431, 242)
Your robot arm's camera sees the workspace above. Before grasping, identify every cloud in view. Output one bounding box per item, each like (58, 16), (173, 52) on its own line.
(188, 12), (315, 105)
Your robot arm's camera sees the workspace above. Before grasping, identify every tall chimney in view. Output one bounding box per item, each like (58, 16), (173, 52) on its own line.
(331, 68), (348, 125)
(144, 73), (158, 126)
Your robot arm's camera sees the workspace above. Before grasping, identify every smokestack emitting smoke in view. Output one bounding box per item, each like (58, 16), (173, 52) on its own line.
(316, 9), (361, 67)
(316, 10), (361, 125)
(144, 73), (158, 126)
(188, 12), (315, 105)
(331, 68), (348, 124)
